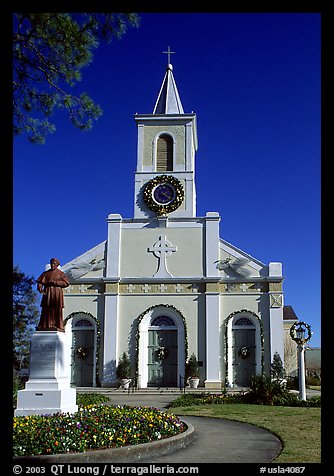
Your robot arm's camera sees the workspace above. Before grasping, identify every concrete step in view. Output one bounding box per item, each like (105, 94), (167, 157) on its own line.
(75, 386), (249, 395)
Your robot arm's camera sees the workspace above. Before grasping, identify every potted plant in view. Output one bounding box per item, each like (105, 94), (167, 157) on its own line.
(116, 352), (132, 389)
(186, 353), (200, 388)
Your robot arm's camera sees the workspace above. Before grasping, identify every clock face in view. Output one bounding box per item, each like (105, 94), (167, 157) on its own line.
(143, 175), (184, 215)
(153, 183), (176, 205)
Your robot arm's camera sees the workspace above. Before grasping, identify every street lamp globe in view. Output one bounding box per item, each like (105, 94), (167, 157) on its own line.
(295, 322), (306, 342)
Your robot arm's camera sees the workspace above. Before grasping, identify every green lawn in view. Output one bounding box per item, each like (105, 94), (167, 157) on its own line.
(171, 403), (321, 463)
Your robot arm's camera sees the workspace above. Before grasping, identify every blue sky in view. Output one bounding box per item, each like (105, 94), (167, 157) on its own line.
(13, 13), (321, 346)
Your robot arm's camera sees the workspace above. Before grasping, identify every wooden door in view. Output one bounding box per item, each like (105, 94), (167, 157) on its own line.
(148, 330), (177, 386)
(232, 328), (256, 386)
(71, 329), (95, 387)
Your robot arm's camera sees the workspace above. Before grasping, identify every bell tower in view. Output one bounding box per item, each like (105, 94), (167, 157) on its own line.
(134, 62), (198, 219)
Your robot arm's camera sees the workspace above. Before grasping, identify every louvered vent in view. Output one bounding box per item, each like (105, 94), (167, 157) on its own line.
(157, 134), (173, 171)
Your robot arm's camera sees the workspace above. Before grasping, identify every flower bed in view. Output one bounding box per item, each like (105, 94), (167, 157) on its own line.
(13, 405), (186, 457)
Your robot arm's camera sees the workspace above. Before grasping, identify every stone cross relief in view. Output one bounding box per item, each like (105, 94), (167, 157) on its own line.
(148, 235), (177, 278)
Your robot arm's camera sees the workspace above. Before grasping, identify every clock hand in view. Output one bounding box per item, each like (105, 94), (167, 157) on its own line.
(160, 190), (172, 199)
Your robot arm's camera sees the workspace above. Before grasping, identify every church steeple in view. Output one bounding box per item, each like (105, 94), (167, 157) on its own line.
(134, 57), (198, 219)
(153, 63), (184, 114)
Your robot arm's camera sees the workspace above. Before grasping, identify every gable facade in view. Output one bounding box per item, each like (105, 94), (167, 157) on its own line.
(62, 63), (285, 388)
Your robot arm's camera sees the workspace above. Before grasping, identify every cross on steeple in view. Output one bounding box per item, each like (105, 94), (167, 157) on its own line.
(162, 46), (175, 64)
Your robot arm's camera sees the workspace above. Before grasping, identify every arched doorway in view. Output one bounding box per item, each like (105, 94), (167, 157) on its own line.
(226, 311), (262, 387)
(70, 315), (97, 387)
(138, 305), (185, 388)
(232, 317), (256, 386)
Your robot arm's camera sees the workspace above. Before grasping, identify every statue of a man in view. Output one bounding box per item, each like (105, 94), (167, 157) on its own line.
(36, 258), (70, 331)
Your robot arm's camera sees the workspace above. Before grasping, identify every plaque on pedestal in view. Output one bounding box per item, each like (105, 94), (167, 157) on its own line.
(15, 331), (77, 416)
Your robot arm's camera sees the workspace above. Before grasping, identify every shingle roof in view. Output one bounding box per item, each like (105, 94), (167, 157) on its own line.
(283, 305), (299, 321)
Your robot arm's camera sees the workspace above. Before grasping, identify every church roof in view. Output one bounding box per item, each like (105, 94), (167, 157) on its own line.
(153, 64), (184, 114)
(283, 305), (299, 321)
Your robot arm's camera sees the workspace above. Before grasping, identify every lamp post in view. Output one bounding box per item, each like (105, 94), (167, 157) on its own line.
(290, 321), (312, 401)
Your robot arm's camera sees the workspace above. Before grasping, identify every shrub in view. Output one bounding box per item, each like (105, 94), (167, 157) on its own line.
(185, 354), (200, 379)
(13, 371), (26, 410)
(168, 387), (320, 408)
(286, 376), (299, 390)
(306, 375), (321, 387)
(169, 392), (245, 407)
(169, 393), (206, 407)
(299, 395), (321, 407)
(76, 393), (110, 406)
(116, 352), (132, 379)
(246, 374), (296, 405)
(271, 352), (285, 381)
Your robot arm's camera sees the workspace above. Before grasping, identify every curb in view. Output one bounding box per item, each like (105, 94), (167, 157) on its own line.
(13, 420), (195, 463)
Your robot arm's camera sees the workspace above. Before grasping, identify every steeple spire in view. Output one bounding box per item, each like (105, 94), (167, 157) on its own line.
(153, 56), (184, 115)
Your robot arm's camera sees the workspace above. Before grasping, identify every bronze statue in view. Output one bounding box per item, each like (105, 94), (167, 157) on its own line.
(36, 258), (69, 331)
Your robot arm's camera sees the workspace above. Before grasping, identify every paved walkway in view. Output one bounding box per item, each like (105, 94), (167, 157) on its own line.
(102, 391), (282, 463)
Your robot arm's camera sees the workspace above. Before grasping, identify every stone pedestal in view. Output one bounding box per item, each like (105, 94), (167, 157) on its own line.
(15, 331), (77, 416)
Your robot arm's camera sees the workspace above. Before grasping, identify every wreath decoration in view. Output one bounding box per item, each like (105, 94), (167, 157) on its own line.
(238, 346), (250, 359)
(143, 175), (184, 216)
(76, 346), (89, 360)
(156, 347), (169, 361)
(290, 321), (312, 344)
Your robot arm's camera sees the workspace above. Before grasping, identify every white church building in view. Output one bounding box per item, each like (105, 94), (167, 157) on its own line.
(61, 62), (286, 389)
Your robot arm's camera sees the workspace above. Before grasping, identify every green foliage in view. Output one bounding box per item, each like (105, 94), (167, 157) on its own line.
(247, 374), (287, 405)
(299, 396), (321, 407)
(13, 404), (186, 456)
(169, 393), (205, 407)
(116, 352), (132, 379)
(169, 379), (321, 408)
(286, 376), (299, 390)
(13, 372), (22, 410)
(76, 393), (110, 406)
(13, 13), (139, 144)
(13, 266), (40, 370)
(185, 353), (199, 378)
(271, 352), (285, 381)
(169, 392), (245, 408)
(306, 375), (321, 386)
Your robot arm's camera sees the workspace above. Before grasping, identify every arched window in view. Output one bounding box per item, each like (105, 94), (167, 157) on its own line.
(233, 317), (254, 327)
(157, 134), (173, 171)
(74, 319), (93, 328)
(150, 315), (176, 327)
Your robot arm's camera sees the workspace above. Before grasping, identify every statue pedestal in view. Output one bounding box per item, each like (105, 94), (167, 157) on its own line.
(15, 331), (77, 416)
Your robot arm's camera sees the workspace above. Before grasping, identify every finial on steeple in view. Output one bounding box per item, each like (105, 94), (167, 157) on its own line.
(162, 46), (175, 67)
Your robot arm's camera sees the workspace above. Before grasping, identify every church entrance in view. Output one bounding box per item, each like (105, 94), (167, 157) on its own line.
(232, 317), (256, 387)
(138, 306), (185, 388)
(148, 327), (177, 386)
(70, 317), (96, 387)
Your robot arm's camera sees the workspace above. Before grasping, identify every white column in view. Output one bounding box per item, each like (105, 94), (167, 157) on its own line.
(204, 293), (221, 388)
(136, 123), (144, 172)
(106, 214), (122, 277)
(268, 262), (284, 365)
(185, 122), (194, 172)
(298, 344), (307, 401)
(205, 212), (221, 277)
(102, 294), (119, 386)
